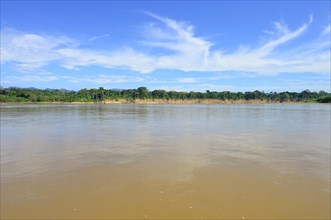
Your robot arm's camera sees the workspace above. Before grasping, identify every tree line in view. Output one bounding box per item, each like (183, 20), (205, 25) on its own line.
(0, 87), (330, 103)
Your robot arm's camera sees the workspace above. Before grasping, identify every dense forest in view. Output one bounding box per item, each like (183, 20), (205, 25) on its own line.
(0, 87), (330, 103)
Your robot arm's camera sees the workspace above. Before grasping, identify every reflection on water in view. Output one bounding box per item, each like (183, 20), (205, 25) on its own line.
(1, 104), (330, 219)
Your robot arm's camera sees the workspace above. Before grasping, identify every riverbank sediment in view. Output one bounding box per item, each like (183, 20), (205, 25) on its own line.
(0, 99), (313, 105)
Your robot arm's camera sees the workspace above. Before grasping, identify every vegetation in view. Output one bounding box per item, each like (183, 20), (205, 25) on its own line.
(316, 96), (331, 103)
(0, 87), (330, 103)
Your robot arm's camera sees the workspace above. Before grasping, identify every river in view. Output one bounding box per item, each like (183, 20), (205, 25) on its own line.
(1, 104), (330, 219)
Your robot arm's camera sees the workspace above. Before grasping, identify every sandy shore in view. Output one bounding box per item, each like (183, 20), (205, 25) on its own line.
(105, 99), (286, 104)
(0, 99), (306, 105)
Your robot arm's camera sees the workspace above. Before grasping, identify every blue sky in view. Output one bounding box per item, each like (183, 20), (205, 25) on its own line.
(1, 1), (330, 92)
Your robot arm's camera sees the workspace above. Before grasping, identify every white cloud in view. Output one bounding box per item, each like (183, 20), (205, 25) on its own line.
(57, 48), (155, 73)
(63, 74), (144, 84)
(198, 84), (235, 91)
(256, 20), (309, 56)
(0, 28), (74, 68)
(88, 33), (110, 41)
(4, 75), (58, 83)
(150, 84), (234, 92)
(13, 63), (48, 73)
(321, 24), (331, 36)
(175, 73), (256, 83)
(1, 13), (330, 81)
(177, 78), (199, 83)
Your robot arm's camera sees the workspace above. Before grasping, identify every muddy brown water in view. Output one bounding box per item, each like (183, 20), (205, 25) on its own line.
(1, 104), (330, 219)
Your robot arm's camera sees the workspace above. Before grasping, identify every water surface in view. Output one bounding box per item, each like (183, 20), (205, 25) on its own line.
(1, 104), (330, 219)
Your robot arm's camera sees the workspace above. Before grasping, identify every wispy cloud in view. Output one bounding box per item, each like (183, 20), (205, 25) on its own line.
(255, 18), (311, 56)
(176, 72), (257, 83)
(57, 47), (155, 73)
(3, 75), (58, 84)
(14, 63), (49, 73)
(88, 33), (110, 41)
(63, 74), (144, 84)
(177, 78), (199, 83)
(1, 13), (330, 81)
(150, 84), (234, 92)
(321, 24), (331, 36)
(1, 28), (75, 64)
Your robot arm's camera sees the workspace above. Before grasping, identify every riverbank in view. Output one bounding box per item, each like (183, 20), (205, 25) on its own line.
(105, 99), (300, 104)
(2, 87), (330, 104)
(0, 99), (317, 105)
